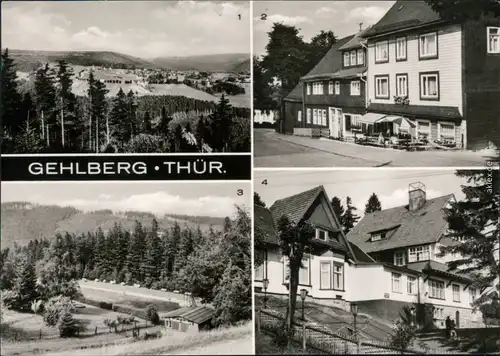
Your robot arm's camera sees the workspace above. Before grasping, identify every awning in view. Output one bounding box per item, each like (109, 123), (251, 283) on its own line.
(377, 115), (416, 127)
(358, 113), (386, 124)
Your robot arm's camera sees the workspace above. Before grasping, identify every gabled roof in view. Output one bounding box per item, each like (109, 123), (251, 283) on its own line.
(362, 1), (443, 38)
(300, 35), (354, 82)
(346, 194), (454, 253)
(254, 204), (278, 245)
(283, 83), (303, 103)
(261, 185), (370, 262)
(161, 305), (215, 324)
(338, 26), (372, 51)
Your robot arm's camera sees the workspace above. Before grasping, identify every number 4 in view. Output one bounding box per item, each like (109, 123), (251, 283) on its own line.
(261, 179), (268, 185)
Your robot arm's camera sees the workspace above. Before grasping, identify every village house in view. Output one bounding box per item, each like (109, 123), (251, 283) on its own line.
(161, 305), (215, 333)
(360, 0), (500, 150)
(255, 183), (486, 329)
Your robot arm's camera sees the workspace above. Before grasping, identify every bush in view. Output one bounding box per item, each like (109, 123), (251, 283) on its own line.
(1, 290), (20, 310)
(112, 304), (148, 320)
(43, 296), (75, 327)
(146, 304), (160, 325)
(75, 296), (112, 310)
(390, 319), (418, 352)
(124, 134), (165, 153)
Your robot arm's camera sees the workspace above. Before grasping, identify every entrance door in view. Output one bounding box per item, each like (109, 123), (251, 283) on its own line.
(329, 108), (343, 138)
(455, 311), (460, 328)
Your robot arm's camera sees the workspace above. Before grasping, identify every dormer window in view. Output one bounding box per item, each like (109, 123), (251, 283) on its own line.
(315, 228), (339, 242)
(408, 245), (430, 262)
(350, 51), (357, 66)
(357, 49), (364, 65)
(371, 232), (386, 241)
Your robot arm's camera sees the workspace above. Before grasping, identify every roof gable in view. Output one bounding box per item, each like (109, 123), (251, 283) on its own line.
(363, 1), (443, 38)
(346, 194), (454, 253)
(300, 35), (354, 81)
(254, 204), (277, 244)
(284, 83), (303, 102)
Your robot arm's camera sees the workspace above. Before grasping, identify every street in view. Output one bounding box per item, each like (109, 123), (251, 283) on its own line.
(254, 129), (497, 168)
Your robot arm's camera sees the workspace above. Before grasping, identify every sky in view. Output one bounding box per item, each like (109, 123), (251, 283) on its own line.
(253, 1), (395, 56)
(1, 1), (250, 58)
(1, 182), (250, 218)
(254, 169), (468, 219)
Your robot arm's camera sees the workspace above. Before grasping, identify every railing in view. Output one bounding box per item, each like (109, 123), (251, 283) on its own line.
(256, 308), (459, 355)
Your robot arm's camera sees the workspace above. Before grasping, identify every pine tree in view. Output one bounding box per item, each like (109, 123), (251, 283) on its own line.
(1, 48), (23, 137)
(209, 95), (233, 152)
(254, 192), (266, 207)
(56, 60), (77, 148)
(126, 90), (138, 138)
(58, 310), (78, 337)
(109, 88), (129, 142)
(330, 196), (345, 228)
(365, 193), (382, 214)
(34, 63), (57, 146)
(195, 115), (210, 152)
(126, 221), (147, 282)
(142, 219), (164, 281)
(87, 72), (109, 152)
(439, 170), (500, 302)
(173, 225), (194, 274)
(142, 110), (152, 134)
(15, 257), (38, 311)
(158, 106), (171, 135)
(343, 197), (360, 234)
(165, 222), (181, 275)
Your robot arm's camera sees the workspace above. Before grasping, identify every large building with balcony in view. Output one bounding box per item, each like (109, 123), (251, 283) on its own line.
(361, 0), (500, 150)
(255, 183), (486, 329)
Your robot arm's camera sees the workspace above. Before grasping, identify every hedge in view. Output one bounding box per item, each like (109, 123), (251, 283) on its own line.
(76, 296), (113, 310)
(112, 303), (148, 321)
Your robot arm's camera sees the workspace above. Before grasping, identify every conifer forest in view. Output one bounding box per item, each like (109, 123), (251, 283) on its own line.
(1, 49), (251, 154)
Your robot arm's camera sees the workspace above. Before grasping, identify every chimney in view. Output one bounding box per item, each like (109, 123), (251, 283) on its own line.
(409, 182), (426, 212)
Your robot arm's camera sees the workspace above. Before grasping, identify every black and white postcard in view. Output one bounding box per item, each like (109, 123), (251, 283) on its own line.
(1, 181), (252, 355)
(1, 1), (251, 154)
(253, 0), (500, 167)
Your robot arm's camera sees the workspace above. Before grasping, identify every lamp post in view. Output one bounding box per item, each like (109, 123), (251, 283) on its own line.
(262, 278), (269, 309)
(300, 289), (308, 321)
(410, 306), (416, 327)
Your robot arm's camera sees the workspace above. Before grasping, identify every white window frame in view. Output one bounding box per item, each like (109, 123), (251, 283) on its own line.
(313, 109), (318, 125)
(452, 284), (461, 302)
(407, 276), (417, 295)
(429, 279), (445, 300)
(396, 36), (407, 60)
(350, 50), (357, 66)
(313, 82), (324, 95)
(375, 76), (389, 99)
(392, 273), (402, 293)
(318, 110), (323, 127)
(437, 121), (456, 141)
(396, 74), (408, 97)
(306, 84), (311, 95)
(344, 52), (350, 67)
(283, 256), (310, 285)
(333, 263), (344, 290)
(306, 108), (311, 123)
(408, 245), (430, 262)
(255, 250), (266, 280)
(488, 27), (500, 54)
(328, 81), (334, 95)
(416, 119), (431, 141)
(357, 49), (364, 65)
(316, 228), (327, 241)
(320, 261), (332, 289)
(297, 110), (302, 122)
(335, 81), (340, 95)
(375, 40), (389, 62)
(394, 251), (405, 266)
(350, 81), (361, 96)
(322, 109), (327, 126)
(420, 73), (439, 99)
(419, 32), (438, 58)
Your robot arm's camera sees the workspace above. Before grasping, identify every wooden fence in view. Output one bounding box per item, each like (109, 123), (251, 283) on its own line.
(256, 308), (458, 355)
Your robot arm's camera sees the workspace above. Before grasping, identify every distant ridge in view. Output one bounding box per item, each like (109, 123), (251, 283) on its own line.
(1, 202), (225, 248)
(5, 49), (250, 73)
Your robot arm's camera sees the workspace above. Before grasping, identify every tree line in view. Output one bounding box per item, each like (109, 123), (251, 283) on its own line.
(1, 48), (250, 154)
(0, 206), (252, 327)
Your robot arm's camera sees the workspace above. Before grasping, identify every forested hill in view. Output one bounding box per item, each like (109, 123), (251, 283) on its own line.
(1, 202), (224, 248)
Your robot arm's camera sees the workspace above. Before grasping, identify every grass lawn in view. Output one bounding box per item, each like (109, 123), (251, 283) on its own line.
(1, 304), (161, 356)
(255, 331), (320, 355)
(41, 322), (253, 356)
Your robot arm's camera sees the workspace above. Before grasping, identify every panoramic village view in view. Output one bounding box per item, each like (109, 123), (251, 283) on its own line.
(253, 0), (500, 167)
(0, 182), (252, 355)
(254, 169), (500, 354)
(1, 1), (251, 154)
